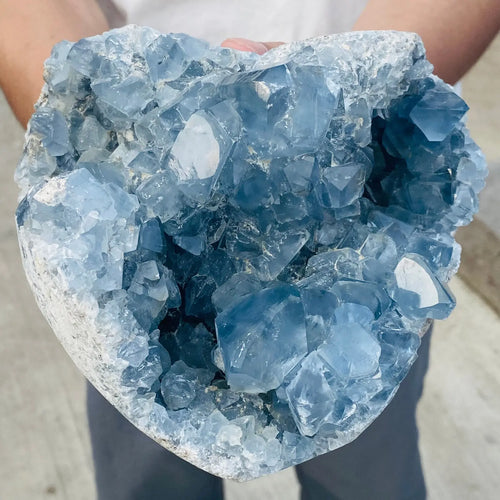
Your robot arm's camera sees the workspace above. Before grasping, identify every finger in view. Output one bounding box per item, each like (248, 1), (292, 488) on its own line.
(261, 41), (285, 50)
(221, 37), (269, 54)
(221, 38), (285, 53)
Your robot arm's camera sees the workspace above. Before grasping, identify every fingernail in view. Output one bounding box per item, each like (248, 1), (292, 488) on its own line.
(221, 38), (269, 55)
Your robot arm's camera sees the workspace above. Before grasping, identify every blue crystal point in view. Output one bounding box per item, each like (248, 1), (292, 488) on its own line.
(30, 108), (70, 156)
(391, 253), (456, 319)
(284, 351), (336, 437)
(409, 85), (469, 142)
(216, 285), (307, 393)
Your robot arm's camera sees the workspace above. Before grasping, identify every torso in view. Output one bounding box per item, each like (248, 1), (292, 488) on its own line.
(111, 0), (368, 43)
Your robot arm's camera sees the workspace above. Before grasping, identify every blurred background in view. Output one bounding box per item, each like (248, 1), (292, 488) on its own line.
(0, 35), (498, 500)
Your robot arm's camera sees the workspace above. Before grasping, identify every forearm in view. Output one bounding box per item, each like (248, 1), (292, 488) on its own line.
(353, 0), (500, 84)
(0, 0), (109, 127)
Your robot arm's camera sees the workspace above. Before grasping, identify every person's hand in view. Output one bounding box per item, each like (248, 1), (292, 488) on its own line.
(353, 0), (500, 84)
(221, 38), (284, 54)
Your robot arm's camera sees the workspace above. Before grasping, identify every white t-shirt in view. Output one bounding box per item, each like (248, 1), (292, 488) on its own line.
(112, 0), (368, 43)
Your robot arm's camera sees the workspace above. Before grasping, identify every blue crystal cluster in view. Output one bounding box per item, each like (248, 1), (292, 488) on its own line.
(16, 26), (486, 478)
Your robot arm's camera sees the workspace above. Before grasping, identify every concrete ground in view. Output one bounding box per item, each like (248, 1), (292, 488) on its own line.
(457, 35), (500, 315)
(0, 36), (499, 500)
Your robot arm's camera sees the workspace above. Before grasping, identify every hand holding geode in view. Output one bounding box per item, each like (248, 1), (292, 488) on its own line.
(16, 26), (486, 480)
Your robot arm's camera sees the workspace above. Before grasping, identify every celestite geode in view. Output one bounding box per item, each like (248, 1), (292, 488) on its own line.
(15, 26), (486, 480)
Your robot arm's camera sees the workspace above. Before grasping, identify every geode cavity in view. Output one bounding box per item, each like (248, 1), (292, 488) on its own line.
(15, 26), (486, 480)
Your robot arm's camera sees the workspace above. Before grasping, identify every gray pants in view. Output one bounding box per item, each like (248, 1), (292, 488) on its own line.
(87, 328), (431, 500)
